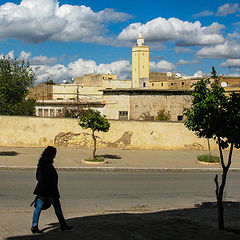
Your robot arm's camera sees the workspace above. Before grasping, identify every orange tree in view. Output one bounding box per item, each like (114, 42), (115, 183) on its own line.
(78, 109), (110, 159)
(184, 77), (240, 229)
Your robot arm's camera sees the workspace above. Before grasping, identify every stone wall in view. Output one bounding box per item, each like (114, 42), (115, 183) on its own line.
(130, 92), (192, 121)
(0, 115), (218, 150)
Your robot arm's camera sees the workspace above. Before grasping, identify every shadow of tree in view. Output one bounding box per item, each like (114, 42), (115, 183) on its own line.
(0, 151), (18, 156)
(5, 204), (240, 240)
(97, 154), (122, 160)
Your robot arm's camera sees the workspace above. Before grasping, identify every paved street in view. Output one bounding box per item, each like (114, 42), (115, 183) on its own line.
(1, 170), (240, 213)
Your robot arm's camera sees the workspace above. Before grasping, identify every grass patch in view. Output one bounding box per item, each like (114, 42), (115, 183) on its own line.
(84, 156), (105, 162)
(197, 154), (220, 163)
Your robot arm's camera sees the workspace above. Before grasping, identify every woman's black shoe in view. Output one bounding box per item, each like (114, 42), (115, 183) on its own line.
(60, 224), (73, 231)
(31, 226), (43, 234)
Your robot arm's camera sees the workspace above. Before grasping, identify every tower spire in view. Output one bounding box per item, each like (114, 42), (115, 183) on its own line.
(137, 32), (144, 46)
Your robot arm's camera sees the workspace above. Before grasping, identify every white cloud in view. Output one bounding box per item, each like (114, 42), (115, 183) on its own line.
(177, 59), (198, 65)
(216, 3), (239, 17)
(117, 17), (225, 47)
(30, 55), (58, 65)
(220, 59), (240, 68)
(32, 58), (133, 83)
(0, 0), (131, 44)
(32, 64), (68, 83)
(19, 50), (31, 60)
(175, 47), (193, 53)
(197, 41), (240, 59)
(194, 71), (204, 77)
(193, 10), (214, 18)
(150, 60), (175, 72)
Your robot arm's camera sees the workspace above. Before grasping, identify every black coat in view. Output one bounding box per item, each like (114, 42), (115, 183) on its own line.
(33, 161), (60, 198)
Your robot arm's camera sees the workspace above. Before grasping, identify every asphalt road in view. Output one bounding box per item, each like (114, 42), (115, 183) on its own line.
(0, 170), (239, 214)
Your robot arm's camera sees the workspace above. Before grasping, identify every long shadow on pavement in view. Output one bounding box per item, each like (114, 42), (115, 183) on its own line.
(0, 151), (18, 156)
(5, 203), (240, 240)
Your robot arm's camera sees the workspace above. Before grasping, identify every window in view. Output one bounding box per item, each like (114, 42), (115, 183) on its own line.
(171, 83), (174, 86)
(182, 82), (184, 86)
(143, 82), (146, 87)
(178, 115), (183, 121)
(152, 83), (154, 87)
(161, 83), (163, 86)
(119, 111), (128, 120)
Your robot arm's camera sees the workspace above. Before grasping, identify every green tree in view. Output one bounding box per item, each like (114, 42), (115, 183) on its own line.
(19, 98), (37, 116)
(0, 56), (36, 115)
(184, 76), (240, 229)
(78, 109), (110, 159)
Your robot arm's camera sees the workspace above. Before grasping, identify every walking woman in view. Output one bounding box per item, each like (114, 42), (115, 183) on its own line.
(31, 146), (72, 234)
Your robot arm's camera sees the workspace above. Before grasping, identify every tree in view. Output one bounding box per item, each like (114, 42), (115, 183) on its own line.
(78, 109), (110, 159)
(0, 56), (36, 115)
(184, 74), (240, 229)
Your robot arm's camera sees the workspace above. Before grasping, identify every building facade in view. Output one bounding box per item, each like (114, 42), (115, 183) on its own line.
(102, 89), (192, 121)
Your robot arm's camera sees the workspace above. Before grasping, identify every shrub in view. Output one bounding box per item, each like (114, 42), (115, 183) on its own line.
(155, 109), (171, 121)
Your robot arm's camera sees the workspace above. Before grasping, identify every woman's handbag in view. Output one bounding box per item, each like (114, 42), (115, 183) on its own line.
(30, 196), (51, 210)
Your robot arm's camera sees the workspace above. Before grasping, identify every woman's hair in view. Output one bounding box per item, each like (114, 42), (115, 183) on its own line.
(39, 146), (57, 164)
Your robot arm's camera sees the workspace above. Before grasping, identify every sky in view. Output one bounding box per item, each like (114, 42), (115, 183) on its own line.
(0, 0), (240, 83)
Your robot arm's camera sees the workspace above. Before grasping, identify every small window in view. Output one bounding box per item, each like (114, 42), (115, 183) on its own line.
(119, 111), (128, 120)
(152, 83), (154, 87)
(171, 83), (174, 86)
(143, 82), (146, 87)
(182, 82), (184, 86)
(161, 83), (163, 86)
(178, 115), (183, 121)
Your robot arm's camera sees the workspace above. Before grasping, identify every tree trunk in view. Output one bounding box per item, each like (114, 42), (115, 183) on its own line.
(214, 140), (233, 229)
(207, 138), (211, 158)
(92, 130), (96, 159)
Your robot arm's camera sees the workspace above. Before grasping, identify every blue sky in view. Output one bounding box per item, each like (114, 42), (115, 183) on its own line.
(0, 0), (240, 83)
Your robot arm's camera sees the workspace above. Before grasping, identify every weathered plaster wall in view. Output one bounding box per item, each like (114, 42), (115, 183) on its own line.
(130, 93), (192, 121)
(0, 116), (218, 150)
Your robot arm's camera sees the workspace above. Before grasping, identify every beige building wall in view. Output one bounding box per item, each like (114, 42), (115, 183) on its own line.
(130, 93), (192, 121)
(102, 90), (192, 121)
(102, 79), (132, 89)
(103, 93), (131, 120)
(0, 115), (218, 150)
(74, 74), (117, 87)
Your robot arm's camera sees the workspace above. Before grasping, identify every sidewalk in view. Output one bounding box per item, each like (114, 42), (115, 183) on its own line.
(0, 146), (240, 171)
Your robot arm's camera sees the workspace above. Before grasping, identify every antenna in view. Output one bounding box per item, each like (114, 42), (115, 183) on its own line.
(221, 82), (227, 88)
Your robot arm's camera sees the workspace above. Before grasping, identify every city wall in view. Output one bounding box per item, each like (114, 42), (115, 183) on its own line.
(0, 116), (218, 150)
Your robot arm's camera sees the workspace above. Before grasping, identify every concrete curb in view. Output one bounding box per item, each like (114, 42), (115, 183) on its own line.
(1, 166), (240, 172)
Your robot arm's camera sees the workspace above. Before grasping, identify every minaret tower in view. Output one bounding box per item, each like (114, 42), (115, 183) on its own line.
(132, 32), (149, 88)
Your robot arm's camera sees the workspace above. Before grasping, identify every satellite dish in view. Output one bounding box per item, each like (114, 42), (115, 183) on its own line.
(175, 73), (182, 78)
(221, 82), (227, 88)
(167, 72), (172, 77)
